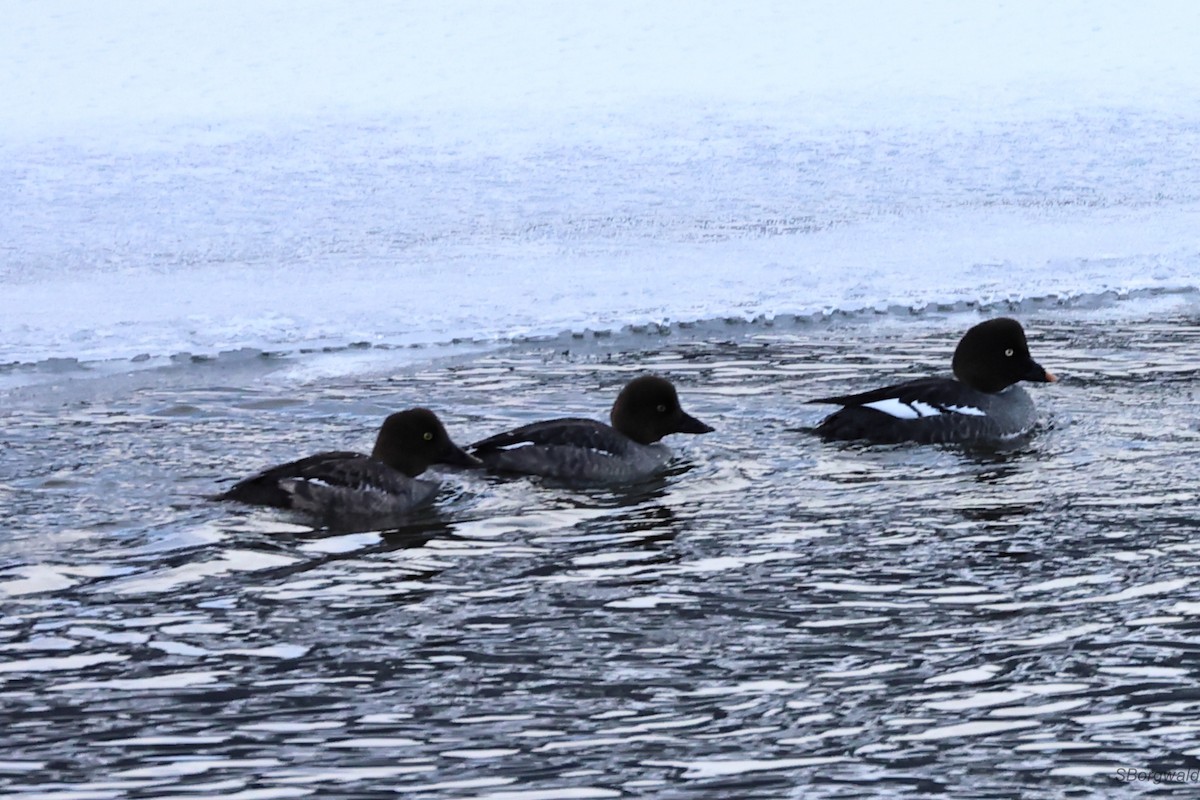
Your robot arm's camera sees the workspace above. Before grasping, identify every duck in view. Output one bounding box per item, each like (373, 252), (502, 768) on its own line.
(216, 407), (480, 527)
(469, 375), (714, 485)
(808, 317), (1057, 445)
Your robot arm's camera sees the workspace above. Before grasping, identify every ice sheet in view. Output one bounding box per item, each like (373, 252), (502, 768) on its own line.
(4, 1), (1200, 368)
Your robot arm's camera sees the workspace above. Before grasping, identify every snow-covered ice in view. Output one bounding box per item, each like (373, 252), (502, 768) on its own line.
(4, 0), (1200, 368)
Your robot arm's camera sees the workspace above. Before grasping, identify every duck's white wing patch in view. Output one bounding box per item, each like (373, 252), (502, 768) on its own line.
(945, 404), (986, 417)
(908, 400), (943, 417)
(863, 398), (922, 419)
(862, 398), (987, 419)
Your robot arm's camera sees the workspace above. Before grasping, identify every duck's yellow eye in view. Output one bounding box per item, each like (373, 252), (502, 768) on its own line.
(1004, 348), (1014, 357)
(423, 431), (434, 441)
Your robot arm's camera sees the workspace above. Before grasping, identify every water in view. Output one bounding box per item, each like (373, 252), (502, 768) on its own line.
(6, 2), (1200, 795)
(2, 303), (1199, 798)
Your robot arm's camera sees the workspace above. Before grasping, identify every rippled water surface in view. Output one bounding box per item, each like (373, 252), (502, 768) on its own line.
(2, 307), (1199, 798)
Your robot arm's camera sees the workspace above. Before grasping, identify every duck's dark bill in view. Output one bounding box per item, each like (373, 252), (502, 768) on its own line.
(677, 413), (715, 434)
(1024, 361), (1058, 383)
(440, 443), (484, 468)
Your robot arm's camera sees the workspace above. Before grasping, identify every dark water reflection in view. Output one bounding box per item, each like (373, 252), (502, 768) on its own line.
(2, 310), (1199, 798)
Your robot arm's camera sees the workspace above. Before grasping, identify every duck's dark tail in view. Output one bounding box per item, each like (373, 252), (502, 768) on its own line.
(211, 476), (292, 509)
